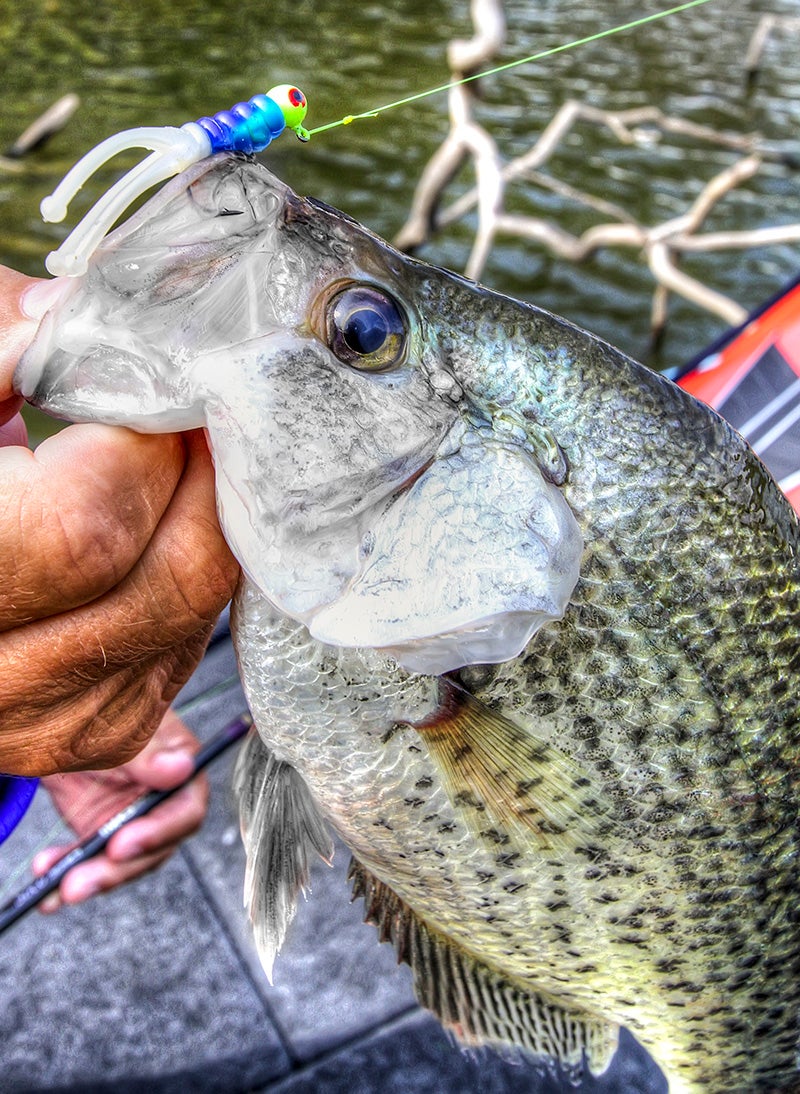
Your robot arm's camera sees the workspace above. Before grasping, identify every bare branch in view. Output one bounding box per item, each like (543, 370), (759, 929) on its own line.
(745, 15), (779, 76)
(448, 0), (506, 76)
(395, 1), (800, 336)
(5, 94), (80, 159)
(647, 242), (747, 326)
(688, 156), (762, 226)
(745, 15), (800, 81)
(393, 134), (472, 252)
(519, 169), (638, 226)
(674, 225), (800, 252)
(441, 107), (774, 228)
(394, 0), (506, 266)
(493, 215), (643, 263)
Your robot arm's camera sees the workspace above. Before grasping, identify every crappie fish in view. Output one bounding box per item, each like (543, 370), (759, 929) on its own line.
(15, 154), (800, 1092)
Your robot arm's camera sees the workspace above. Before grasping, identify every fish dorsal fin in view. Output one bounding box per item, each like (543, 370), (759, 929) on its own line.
(349, 858), (619, 1076)
(233, 728), (334, 980)
(408, 680), (615, 853)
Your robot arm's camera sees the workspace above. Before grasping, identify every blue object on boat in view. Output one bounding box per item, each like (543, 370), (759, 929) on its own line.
(0, 776), (38, 845)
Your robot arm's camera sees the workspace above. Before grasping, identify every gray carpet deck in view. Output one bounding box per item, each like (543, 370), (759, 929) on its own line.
(0, 613), (665, 1092)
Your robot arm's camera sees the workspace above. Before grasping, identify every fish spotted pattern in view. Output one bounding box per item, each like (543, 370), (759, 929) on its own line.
(15, 155), (800, 1092)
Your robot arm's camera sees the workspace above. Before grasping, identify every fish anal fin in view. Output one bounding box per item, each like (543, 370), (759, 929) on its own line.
(349, 858), (618, 1076)
(409, 680), (614, 853)
(233, 728), (334, 980)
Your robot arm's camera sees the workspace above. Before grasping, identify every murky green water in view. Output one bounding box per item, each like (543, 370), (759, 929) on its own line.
(2, 0), (800, 438)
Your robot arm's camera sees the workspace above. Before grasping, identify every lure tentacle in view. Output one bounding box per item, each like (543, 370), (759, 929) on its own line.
(40, 84), (309, 277)
(43, 129), (210, 277)
(40, 126), (207, 225)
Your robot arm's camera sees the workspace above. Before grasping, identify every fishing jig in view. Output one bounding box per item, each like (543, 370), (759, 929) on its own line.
(38, 0), (714, 277)
(41, 84), (309, 278)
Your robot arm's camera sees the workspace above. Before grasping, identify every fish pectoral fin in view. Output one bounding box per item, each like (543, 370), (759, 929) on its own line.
(350, 858), (619, 1076)
(233, 727), (334, 980)
(410, 680), (615, 854)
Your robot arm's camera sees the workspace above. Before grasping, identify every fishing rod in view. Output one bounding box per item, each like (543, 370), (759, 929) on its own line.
(0, 711), (252, 936)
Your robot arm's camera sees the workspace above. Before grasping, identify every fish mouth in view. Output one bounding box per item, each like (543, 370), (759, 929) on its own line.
(21, 336), (150, 417)
(22, 339), (201, 431)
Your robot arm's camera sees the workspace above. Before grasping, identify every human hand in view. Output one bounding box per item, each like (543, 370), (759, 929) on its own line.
(0, 266), (39, 444)
(32, 708), (209, 909)
(0, 264), (240, 775)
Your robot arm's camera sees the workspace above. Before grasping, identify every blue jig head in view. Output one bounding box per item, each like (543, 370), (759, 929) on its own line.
(41, 84), (309, 278)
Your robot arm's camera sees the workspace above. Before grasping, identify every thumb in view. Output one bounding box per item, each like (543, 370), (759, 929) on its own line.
(0, 265), (44, 420)
(0, 413), (28, 447)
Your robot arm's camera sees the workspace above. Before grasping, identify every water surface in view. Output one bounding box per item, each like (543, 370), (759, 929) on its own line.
(2, 0), (799, 436)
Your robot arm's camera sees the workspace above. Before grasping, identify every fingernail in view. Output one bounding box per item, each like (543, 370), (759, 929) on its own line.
(153, 748), (193, 774)
(20, 277), (74, 321)
(32, 851), (52, 876)
(66, 877), (102, 903)
(39, 893), (61, 914)
(116, 839), (143, 862)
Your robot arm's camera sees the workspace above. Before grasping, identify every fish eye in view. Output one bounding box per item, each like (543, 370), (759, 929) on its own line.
(326, 285), (407, 371)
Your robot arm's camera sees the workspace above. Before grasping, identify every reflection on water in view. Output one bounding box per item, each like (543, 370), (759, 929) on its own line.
(2, 0), (800, 414)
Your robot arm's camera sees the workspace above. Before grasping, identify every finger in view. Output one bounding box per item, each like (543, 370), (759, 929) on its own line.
(0, 393), (24, 428)
(0, 424), (185, 628)
(58, 845), (176, 905)
(107, 778), (209, 863)
(1, 428), (234, 669)
(32, 842), (74, 878)
(1, 622), (215, 774)
(0, 411), (28, 447)
(121, 746), (196, 790)
(119, 708), (201, 790)
(0, 266), (41, 402)
(0, 432), (239, 771)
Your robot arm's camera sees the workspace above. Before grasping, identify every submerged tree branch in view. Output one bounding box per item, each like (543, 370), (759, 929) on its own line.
(0, 95), (80, 173)
(394, 0), (800, 335)
(745, 14), (800, 83)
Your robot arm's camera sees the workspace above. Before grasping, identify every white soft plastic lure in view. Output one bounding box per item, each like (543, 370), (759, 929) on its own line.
(40, 84), (309, 277)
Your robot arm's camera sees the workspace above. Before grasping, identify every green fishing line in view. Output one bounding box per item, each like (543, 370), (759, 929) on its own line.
(308, 0), (718, 136)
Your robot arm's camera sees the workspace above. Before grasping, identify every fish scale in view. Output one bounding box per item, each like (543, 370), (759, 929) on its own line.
(233, 586), (621, 985)
(236, 573), (787, 1085)
(454, 386), (800, 1086)
(16, 154), (800, 1092)
(234, 571), (778, 1089)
